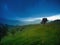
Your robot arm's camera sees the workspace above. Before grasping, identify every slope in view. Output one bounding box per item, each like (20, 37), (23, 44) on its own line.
(1, 22), (60, 45)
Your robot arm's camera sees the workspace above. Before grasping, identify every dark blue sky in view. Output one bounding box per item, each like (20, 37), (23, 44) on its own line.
(0, 0), (60, 25)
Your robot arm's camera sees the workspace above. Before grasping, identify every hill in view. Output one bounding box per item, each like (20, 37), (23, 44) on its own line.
(49, 19), (60, 24)
(1, 21), (60, 45)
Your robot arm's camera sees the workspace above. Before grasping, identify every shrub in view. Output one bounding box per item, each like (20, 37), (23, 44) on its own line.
(0, 24), (8, 42)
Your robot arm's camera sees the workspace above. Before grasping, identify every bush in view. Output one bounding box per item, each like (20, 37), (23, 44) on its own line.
(10, 29), (16, 35)
(0, 24), (8, 42)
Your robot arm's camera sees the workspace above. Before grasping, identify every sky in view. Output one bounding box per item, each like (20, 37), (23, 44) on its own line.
(0, 0), (60, 25)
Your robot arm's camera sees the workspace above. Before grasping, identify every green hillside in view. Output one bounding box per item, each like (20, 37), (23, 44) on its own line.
(1, 22), (60, 45)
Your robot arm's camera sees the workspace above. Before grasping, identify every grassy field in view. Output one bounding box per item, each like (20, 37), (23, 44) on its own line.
(1, 22), (60, 45)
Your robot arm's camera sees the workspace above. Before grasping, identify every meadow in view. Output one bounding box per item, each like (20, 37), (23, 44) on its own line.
(1, 22), (60, 45)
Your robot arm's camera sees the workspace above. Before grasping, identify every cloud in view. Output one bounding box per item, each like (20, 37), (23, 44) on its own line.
(17, 14), (60, 22)
(19, 18), (42, 22)
(47, 14), (60, 21)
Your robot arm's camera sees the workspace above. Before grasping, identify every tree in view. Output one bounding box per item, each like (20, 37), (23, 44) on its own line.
(0, 24), (8, 42)
(41, 18), (48, 24)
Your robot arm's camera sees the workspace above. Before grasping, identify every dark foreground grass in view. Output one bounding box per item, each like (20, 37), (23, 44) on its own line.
(1, 23), (60, 45)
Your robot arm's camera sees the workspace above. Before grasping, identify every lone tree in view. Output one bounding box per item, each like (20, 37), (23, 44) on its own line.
(41, 18), (48, 24)
(0, 24), (8, 42)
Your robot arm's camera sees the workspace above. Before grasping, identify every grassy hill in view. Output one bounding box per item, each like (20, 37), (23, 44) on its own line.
(1, 22), (60, 45)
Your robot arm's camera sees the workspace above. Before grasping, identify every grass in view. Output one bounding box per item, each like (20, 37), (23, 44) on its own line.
(1, 23), (60, 45)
